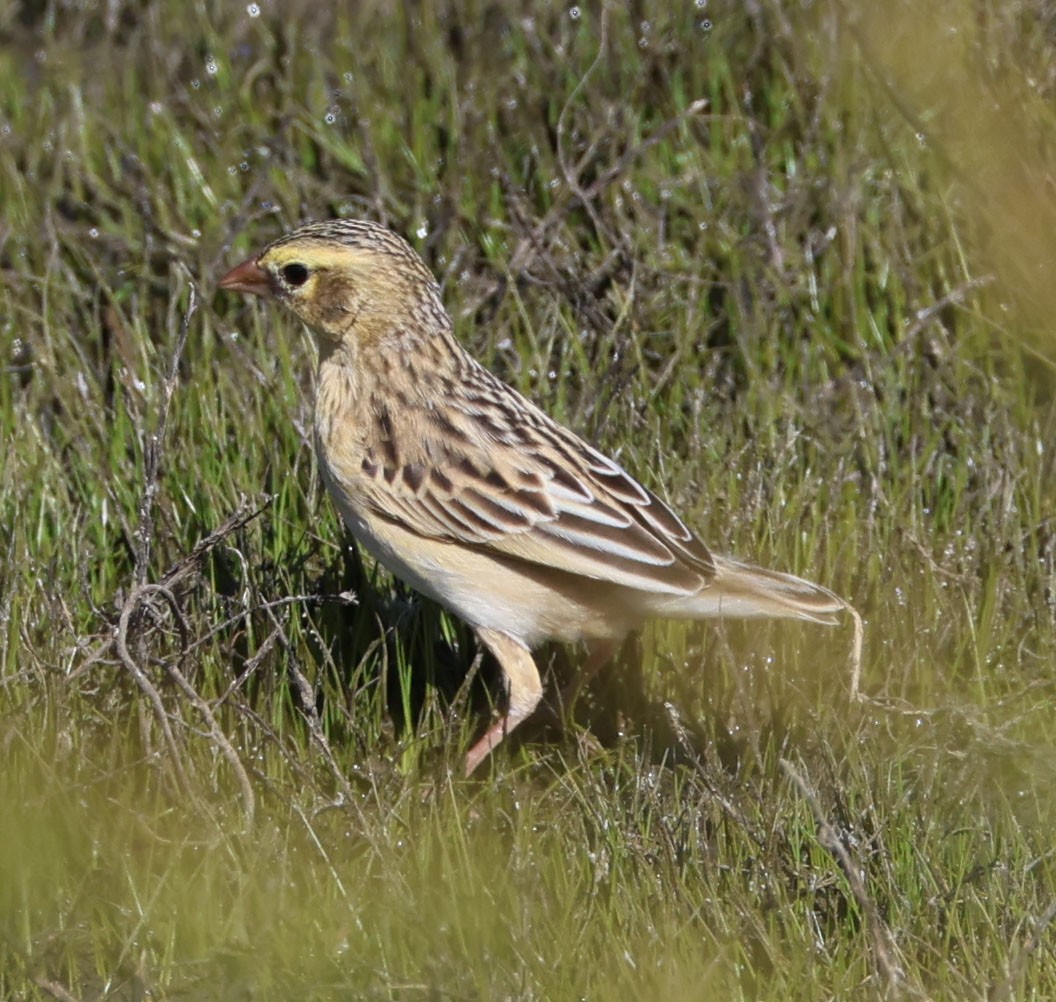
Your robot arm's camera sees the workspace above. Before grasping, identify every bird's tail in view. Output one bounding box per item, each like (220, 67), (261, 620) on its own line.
(677, 555), (847, 625)
(663, 555), (864, 697)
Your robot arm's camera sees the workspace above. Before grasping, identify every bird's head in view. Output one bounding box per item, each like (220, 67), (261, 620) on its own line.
(218, 219), (445, 356)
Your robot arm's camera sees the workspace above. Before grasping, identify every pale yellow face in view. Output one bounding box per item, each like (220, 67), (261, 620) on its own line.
(219, 220), (443, 352)
(258, 240), (437, 350)
(256, 241), (376, 342)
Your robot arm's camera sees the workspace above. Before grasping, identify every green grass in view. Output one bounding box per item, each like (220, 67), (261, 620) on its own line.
(2, 1), (1055, 998)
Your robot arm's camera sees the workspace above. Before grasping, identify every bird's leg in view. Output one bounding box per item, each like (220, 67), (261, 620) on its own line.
(464, 628), (544, 776)
(555, 637), (620, 719)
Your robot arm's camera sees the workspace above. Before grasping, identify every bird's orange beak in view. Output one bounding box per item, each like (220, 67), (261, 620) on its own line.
(218, 256), (271, 297)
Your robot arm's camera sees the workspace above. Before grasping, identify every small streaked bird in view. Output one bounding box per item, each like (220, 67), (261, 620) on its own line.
(219, 219), (859, 775)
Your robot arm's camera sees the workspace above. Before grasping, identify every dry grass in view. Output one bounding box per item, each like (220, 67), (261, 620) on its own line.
(1, 1), (1055, 999)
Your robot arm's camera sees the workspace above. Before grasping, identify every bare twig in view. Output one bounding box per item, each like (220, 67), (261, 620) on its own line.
(142, 583), (256, 829)
(133, 284), (197, 587)
(901, 276), (995, 343)
(158, 494), (271, 592)
(82, 281), (265, 827)
(503, 90), (711, 278)
(554, 7), (613, 247)
(116, 582), (256, 829)
(779, 758), (921, 998)
(989, 897), (1056, 1002)
(115, 584), (192, 797)
(32, 978), (81, 1002)
(664, 701), (767, 848)
(71, 496), (271, 679)
(292, 801), (349, 897)
(188, 588), (357, 662)
(263, 602), (360, 811)
(213, 623), (284, 708)
(846, 600), (865, 701)
(447, 646), (487, 762)
(581, 98), (711, 205)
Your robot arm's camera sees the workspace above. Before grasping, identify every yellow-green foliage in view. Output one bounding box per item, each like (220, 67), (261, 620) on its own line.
(1, 2), (1054, 999)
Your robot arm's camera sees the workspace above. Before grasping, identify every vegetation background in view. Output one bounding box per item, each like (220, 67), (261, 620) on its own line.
(1, 0), (1054, 998)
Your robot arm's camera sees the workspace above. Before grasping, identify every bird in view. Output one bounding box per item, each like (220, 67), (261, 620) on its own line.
(218, 218), (861, 776)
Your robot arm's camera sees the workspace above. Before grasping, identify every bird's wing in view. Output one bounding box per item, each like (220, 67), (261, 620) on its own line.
(352, 362), (716, 597)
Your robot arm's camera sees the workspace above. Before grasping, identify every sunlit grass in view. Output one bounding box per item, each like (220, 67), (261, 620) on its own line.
(1, 1), (1055, 999)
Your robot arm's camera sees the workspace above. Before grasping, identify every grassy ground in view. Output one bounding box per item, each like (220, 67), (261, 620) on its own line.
(2, 1), (1055, 998)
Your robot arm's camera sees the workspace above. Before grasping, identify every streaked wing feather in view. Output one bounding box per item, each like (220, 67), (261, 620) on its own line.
(357, 364), (716, 595)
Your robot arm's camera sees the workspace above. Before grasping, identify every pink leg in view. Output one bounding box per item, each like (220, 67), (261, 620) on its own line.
(464, 628), (544, 776)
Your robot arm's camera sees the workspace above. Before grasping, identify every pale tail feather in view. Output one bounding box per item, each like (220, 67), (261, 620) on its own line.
(676, 556), (846, 626)
(659, 556), (864, 699)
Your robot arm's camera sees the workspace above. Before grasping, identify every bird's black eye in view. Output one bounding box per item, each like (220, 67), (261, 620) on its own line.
(281, 263), (309, 287)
